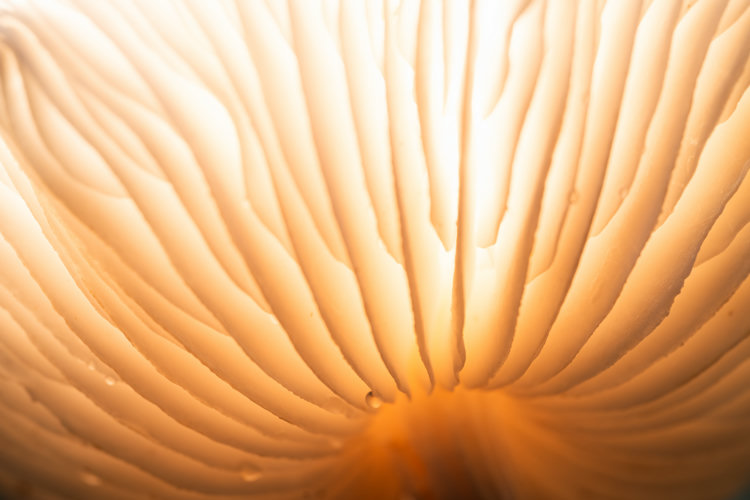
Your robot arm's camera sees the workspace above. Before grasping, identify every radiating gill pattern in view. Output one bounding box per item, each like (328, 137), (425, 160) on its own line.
(0, 0), (749, 499)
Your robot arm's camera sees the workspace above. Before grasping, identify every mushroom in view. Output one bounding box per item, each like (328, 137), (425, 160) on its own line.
(0, 0), (748, 499)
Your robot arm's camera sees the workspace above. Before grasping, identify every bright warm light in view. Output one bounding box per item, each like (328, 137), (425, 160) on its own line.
(0, 1), (749, 499)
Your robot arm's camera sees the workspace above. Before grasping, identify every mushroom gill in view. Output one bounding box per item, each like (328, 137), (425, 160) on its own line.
(0, 0), (749, 499)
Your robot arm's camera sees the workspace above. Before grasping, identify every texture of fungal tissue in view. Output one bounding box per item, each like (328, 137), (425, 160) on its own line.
(0, 0), (749, 499)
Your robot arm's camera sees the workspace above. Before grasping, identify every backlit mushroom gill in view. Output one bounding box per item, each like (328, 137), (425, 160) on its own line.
(0, 0), (749, 499)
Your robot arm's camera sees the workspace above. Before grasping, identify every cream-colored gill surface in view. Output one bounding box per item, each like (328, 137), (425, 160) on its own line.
(0, 0), (749, 499)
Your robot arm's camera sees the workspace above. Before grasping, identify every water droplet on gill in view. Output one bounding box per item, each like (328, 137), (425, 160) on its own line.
(86, 362), (96, 371)
(365, 391), (382, 409)
(104, 376), (116, 386)
(239, 464), (262, 482)
(569, 191), (579, 204)
(618, 187), (629, 200)
(80, 471), (101, 487)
